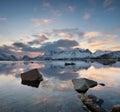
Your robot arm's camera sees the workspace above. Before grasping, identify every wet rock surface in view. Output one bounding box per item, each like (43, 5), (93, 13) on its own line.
(21, 69), (43, 88)
(72, 78), (98, 93)
(110, 105), (120, 112)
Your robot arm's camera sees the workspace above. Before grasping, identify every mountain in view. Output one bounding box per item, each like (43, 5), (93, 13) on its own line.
(0, 54), (18, 61)
(96, 51), (120, 59)
(0, 48), (120, 61)
(42, 49), (120, 60)
(43, 48), (92, 60)
(22, 55), (32, 61)
(92, 50), (111, 58)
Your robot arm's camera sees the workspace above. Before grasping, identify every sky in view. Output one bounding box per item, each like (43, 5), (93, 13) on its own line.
(0, 0), (120, 57)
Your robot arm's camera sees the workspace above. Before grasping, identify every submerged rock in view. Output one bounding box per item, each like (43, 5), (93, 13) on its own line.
(78, 94), (106, 112)
(72, 78), (97, 93)
(110, 105), (120, 112)
(21, 69), (43, 88)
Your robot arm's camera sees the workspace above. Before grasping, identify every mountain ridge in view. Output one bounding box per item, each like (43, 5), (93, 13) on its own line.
(0, 48), (120, 61)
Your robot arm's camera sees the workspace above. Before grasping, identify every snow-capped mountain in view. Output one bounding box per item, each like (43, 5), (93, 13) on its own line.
(97, 51), (120, 59)
(42, 49), (120, 60)
(92, 50), (111, 58)
(0, 49), (120, 61)
(0, 54), (18, 60)
(43, 48), (92, 60)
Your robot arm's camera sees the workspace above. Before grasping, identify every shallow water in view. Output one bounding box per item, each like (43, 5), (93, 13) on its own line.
(0, 61), (120, 112)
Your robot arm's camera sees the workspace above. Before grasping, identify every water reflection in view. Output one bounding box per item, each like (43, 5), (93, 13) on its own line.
(0, 61), (120, 112)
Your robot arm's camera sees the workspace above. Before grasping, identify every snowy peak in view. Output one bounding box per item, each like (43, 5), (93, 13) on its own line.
(0, 49), (120, 61)
(92, 50), (111, 58)
(98, 51), (120, 59)
(44, 48), (92, 59)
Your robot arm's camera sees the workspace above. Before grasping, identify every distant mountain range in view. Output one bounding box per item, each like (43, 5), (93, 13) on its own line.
(0, 48), (120, 61)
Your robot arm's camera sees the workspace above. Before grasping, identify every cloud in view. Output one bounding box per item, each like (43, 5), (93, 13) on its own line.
(43, 28), (84, 41)
(1, 27), (119, 56)
(88, 39), (111, 46)
(67, 6), (75, 12)
(83, 12), (91, 19)
(40, 39), (79, 52)
(31, 18), (52, 28)
(43, 29), (105, 42)
(0, 45), (16, 55)
(10, 39), (79, 55)
(43, 19), (51, 24)
(111, 45), (120, 50)
(0, 18), (7, 21)
(42, 1), (62, 16)
(28, 35), (48, 45)
(104, 0), (113, 7)
(32, 35), (48, 42)
(84, 31), (101, 38)
(52, 28), (84, 39)
(28, 40), (40, 45)
(13, 42), (27, 48)
(88, 33), (116, 46)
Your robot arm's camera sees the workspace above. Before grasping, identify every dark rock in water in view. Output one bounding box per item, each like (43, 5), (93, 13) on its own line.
(78, 94), (107, 112)
(21, 69), (43, 88)
(65, 62), (75, 66)
(99, 83), (105, 86)
(110, 105), (120, 112)
(86, 95), (104, 106)
(72, 78), (97, 93)
(22, 80), (41, 88)
(83, 101), (101, 112)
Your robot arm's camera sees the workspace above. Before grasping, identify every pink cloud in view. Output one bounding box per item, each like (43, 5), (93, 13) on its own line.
(31, 18), (52, 28)
(84, 31), (101, 38)
(88, 33), (116, 46)
(32, 35), (48, 42)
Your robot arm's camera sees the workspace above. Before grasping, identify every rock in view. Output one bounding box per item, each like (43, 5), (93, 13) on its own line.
(65, 62), (75, 66)
(99, 83), (105, 86)
(83, 101), (101, 112)
(21, 69), (43, 88)
(72, 78), (97, 93)
(78, 94), (106, 112)
(110, 105), (120, 112)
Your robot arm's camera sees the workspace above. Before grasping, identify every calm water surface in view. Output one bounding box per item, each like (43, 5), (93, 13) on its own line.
(0, 61), (120, 112)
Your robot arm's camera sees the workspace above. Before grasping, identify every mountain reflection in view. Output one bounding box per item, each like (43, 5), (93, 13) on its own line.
(0, 61), (120, 111)
(0, 61), (120, 77)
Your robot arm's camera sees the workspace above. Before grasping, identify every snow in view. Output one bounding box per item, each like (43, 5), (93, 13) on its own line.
(0, 48), (120, 61)
(92, 50), (110, 57)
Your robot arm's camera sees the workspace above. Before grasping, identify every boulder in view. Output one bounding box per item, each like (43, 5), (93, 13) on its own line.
(78, 94), (106, 112)
(21, 69), (43, 88)
(110, 105), (120, 112)
(72, 78), (97, 93)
